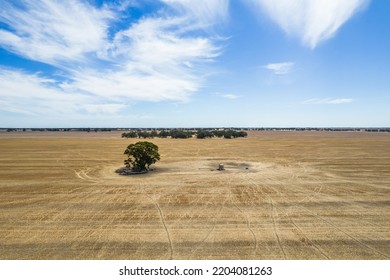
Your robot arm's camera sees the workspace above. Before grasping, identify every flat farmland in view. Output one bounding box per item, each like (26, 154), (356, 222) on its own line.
(0, 131), (389, 259)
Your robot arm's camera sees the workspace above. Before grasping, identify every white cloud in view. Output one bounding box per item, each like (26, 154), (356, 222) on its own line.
(161, 0), (229, 29)
(0, 0), (113, 66)
(247, 0), (369, 48)
(0, 68), (125, 118)
(0, 67), (161, 127)
(264, 62), (294, 75)
(0, 0), (222, 109)
(0, 68), (76, 116)
(223, 94), (239, 99)
(215, 92), (241, 99)
(108, 16), (219, 67)
(0, 100), (37, 116)
(223, 94), (240, 99)
(68, 69), (198, 102)
(303, 98), (354, 104)
(82, 104), (126, 114)
(70, 16), (220, 102)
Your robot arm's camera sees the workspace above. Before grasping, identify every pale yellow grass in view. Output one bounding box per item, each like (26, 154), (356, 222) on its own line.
(0, 131), (389, 259)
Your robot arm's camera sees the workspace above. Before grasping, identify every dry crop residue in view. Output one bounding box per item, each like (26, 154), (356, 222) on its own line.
(0, 132), (389, 259)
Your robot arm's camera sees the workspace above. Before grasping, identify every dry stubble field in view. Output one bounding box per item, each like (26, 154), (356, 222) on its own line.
(0, 131), (389, 259)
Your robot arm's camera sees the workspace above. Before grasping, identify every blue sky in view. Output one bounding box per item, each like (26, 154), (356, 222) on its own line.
(0, 0), (389, 128)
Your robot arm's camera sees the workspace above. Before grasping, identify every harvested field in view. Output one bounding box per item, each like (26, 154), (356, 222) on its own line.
(0, 131), (389, 259)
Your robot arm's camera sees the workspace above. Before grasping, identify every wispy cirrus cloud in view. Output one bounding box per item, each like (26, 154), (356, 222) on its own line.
(246, 0), (369, 48)
(222, 94), (240, 99)
(264, 62), (294, 75)
(0, 0), (224, 120)
(0, 67), (90, 116)
(69, 15), (220, 102)
(303, 98), (354, 105)
(82, 104), (127, 115)
(0, 67), (154, 123)
(161, 0), (229, 29)
(0, 0), (113, 66)
(219, 93), (241, 99)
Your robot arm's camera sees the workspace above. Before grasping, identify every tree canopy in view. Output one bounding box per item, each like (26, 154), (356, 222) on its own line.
(122, 129), (247, 139)
(124, 141), (160, 172)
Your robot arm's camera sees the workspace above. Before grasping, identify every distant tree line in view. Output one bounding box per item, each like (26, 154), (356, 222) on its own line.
(121, 129), (248, 139)
(252, 127), (390, 132)
(5, 127), (389, 133)
(196, 129), (247, 139)
(4, 128), (113, 132)
(121, 129), (194, 139)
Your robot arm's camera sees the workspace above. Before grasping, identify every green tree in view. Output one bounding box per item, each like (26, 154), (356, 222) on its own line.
(171, 130), (194, 139)
(138, 131), (151, 139)
(122, 131), (138, 138)
(158, 130), (170, 138)
(223, 130), (233, 139)
(124, 141), (160, 171)
(197, 130), (213, 139)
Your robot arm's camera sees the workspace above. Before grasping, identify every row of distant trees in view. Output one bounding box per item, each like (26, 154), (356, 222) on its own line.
(5, 128), (113, 132)
(196, 129), (248, 139)
(121, 129), (248, 139)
